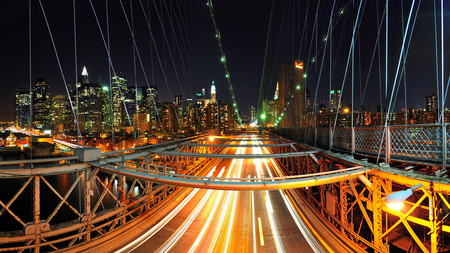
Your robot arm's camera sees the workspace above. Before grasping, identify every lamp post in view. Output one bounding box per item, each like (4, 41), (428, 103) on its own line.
(385, 183), (425, 211)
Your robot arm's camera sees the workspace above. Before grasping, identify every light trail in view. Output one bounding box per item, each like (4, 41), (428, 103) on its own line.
(207, 144), (244, 253)
(262, 142), (325, 253)
(188, 164), (235, 252)
(115, 168), (218, 253)
(157, 168), (226, 253)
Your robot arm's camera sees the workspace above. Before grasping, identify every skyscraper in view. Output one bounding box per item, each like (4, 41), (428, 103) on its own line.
(425, 93), (438, 112)
(14, 87), (30, 129)
(329, 90), (341, 112)
(111, 74), (127, 131)
(51, 95), (66, 132)
(277, 60), (306, 127)
(211, 81), (216, 104)
(32, 78), (51, 129)
(77, 68), (102, 133)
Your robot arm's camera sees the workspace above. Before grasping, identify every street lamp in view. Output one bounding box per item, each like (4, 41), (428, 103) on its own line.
(385, 183), (424, 211)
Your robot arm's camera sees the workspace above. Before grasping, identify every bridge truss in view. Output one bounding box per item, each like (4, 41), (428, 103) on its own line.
(0, 133), (450, 252)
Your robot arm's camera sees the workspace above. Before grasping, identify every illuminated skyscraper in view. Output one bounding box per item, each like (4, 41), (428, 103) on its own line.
(425, 93), (438, 112)
(329, 90), (341, 112)
(14, 87), (30, 129)
(111, 74), (127, 131)
(211, 81), (216, 104)
(77, 69), (102, 133)
(277, 60), (306, 127)
(51, 95), (66, 132)
(32, 78), (51, 129)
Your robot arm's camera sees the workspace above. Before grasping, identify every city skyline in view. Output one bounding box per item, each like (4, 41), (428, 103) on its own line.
(2, 1), (450, 122)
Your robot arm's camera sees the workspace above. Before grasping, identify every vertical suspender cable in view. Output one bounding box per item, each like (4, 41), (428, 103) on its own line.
(385, 0), (388, 103)
(73, 0), (82, 148)
(257, 0), (275, 117)
(132, 0), (139, 147)
(441, 0), (446, 171)
(106, 0), (114, 151)
(29, 0), (33, 159)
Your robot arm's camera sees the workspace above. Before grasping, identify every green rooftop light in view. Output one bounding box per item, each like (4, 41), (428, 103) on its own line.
(261, 114), (266, 119)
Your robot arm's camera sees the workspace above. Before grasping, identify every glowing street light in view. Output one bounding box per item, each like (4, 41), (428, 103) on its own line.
(261, 114), (266, 119)
(385, 183), (424, 211)
(209, 136), (215, 141)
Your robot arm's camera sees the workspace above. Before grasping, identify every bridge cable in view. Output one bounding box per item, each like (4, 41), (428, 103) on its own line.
(257, 0), (275, 117)
(207, 0), (242, 126)
(88, 0), (139, 146)
(37, 0), (81, 149)
(377, 0), (418, 164)
(28, 0), (33, 159)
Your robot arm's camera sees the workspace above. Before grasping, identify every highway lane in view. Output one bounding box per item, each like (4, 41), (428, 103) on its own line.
(123, 135), (325, 253)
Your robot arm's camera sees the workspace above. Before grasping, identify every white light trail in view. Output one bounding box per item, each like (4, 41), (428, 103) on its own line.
(157, 168), (226, 253)
(116, 168), (218, 253)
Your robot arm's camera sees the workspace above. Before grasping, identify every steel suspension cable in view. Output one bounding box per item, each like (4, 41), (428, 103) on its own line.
(207, 0), (242, 125)
(257, 0), (275, 116)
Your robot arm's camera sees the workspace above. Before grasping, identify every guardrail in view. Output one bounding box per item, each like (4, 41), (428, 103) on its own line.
(274, 123), (449, 164)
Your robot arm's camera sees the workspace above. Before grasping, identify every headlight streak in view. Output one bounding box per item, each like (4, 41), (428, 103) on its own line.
(156, 168), (226, 253)
(263, 144), (324, 253)
(222, 143), (244, 253)
(254, 140), (285, 253)
(116, 168), (218, 253)
(192, 142), (246, 253)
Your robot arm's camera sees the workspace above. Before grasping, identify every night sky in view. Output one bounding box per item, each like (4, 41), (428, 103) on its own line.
(1, 0), (450, 122)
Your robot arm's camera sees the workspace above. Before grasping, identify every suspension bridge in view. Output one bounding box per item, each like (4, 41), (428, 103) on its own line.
(1, 0), (450, 253)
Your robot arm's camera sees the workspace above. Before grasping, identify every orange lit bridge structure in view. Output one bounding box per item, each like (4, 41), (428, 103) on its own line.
(0, 131), (450, 252)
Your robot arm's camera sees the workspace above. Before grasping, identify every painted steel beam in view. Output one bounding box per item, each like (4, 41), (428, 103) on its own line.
(182, 143), (295, 148)
(0, 163), (91, 178)
(95, 163), (367, 190)
(149, 150), (318, 159)
(197, 138), (284, 142)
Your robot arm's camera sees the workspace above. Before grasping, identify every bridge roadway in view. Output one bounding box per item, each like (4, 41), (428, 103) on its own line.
(109, 136), (353, 253)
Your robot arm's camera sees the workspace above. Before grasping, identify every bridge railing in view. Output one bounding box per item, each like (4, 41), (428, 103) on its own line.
(274, 123), (449, 162)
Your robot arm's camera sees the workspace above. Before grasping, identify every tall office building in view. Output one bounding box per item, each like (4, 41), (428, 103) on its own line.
(51, 95), (66, 132)
(250, 104), (256, 122)
(202, 88), (206, 106)
(101, 80), (112, 132)
(32, 78), (51, 129)
(111, 74), (127, 131)
(77, 68), (102, 133)
(425, 93), (438, 112)
(211, 81), (216, 104)
(329, 90), (342, 112)
(277, 60), (306, 127)
(14, 87), (31, 129)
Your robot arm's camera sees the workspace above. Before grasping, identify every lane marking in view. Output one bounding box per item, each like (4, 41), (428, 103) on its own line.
(258, 217), (265, 246)
(252, 191), (257, 253)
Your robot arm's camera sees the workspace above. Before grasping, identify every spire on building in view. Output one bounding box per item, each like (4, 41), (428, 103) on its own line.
(79, 66), (89, 85)
(274, 82), (279, 100)
(82, 66), (88, 77)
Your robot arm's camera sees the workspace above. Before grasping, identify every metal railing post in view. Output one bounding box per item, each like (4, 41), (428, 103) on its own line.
(33, 176), (41, 253)
(329, 126), (333, 151)
(351, 127), (355, 155)
(441, 125), (447, 176)
(386, 126), (391, 162)
(84, 170), (92, 242)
